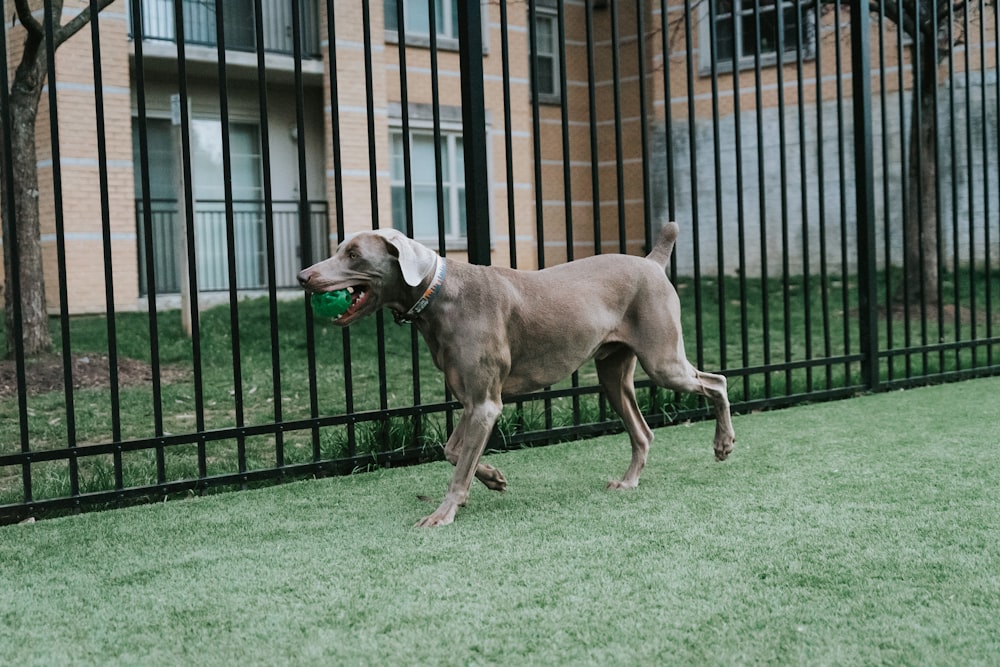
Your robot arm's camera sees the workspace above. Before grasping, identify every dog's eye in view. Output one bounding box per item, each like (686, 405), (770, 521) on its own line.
(347, 250), (359, 260)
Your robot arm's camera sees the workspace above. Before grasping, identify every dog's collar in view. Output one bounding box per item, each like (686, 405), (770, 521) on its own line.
(394, 256), (446, 325)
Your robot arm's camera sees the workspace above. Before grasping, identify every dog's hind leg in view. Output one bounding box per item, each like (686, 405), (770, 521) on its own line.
(641, 358), (735, 461)
(596, 346), (654, 489)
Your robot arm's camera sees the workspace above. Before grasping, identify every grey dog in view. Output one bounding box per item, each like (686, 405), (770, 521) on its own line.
(298, 222), (735, 527)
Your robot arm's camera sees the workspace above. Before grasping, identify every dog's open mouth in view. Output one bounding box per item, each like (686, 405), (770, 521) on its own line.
(332, 285), (370, 322)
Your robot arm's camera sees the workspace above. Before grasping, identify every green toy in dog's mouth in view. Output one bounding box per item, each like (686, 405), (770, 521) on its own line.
(311, 287), (363, 320)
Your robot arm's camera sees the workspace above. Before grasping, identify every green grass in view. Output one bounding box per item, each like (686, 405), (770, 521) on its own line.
(2, 377), (999, 665)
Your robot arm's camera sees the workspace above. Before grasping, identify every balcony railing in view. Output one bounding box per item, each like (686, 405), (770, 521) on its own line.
(130, 0), (321, 59)
(136, 199), (329, 295)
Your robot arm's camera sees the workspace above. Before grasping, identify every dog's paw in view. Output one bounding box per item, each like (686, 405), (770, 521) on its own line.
(714, 439), (735, 461)
(477, 464), (507, 492)
(606, 479), (639, 490)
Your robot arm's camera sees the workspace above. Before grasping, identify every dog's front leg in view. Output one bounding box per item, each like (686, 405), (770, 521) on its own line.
(416, 397), (503, 528)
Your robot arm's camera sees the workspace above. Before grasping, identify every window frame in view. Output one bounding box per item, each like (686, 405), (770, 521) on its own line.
(698, 0), (817, 76)
(530, 2), (561, 105)
(384, 0), (463, 51)
(389, 125), (468, 244)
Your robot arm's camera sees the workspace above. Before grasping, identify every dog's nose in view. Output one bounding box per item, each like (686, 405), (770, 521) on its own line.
(297, 268), (315, 288)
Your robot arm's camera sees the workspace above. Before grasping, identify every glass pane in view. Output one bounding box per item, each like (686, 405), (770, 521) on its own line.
(407, 0), (431, 36)
(716, 14), (736, 61)
(412, 186), (439, 239)
(536, 17), (554, 54)
(447, 0), (457, 38)
(537, 56), (556, 95)
(132, 118), (176, 200)
(411, 134), (437, 185)
(391, 185), (407, 231)
(141, 0), (175, 40)
(223, 0), (256, 50)
(390, 133), (405, 180)
(384, 0), (398, 31)
(783, 5), (800, 52)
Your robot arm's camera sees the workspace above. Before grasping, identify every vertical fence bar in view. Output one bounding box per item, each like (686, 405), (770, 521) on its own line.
(724, 0), (750, 402)
(834, 0), (852, 387)
(457, 0), (492, 266)
(610, 1), (627, 252)
(554, 1), (580, 423)
(815, 7), (833, 391)
(929, 0), (943, 376)
(947, 2), (960, 371)
(752, 0), (770, 396)
(212, 0), (247, 479)
(326, 1), (358, 459)
(794, 0), (813, 393)
(87, 0), (125, 491)
(41, 0), (79, 498)
(586, 0), (602, 256)
(129, 0), (167, 485)
(774, 0), (792, 395)
(172, 0), (208, 480)
(636, 0), (652, 254)
(528, 1), (545, 269)
(984, 0), (996, 367)
(876, 0), (892, 384)
(393, 0), (423, 451)
(499, 0), (518, 268)
(254, 0), (285, 468)
(360, 0), (390, 432)
(683, 0), (704, 370)
(850, 0), (879, 390)
(427, 0), (456, 439)
(961, 3), (976, 366)
(895, 0), (912, 379)
(706, 0), (727, 371)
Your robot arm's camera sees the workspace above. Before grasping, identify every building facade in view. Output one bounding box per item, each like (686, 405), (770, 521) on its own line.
(2, 0), (997, 314)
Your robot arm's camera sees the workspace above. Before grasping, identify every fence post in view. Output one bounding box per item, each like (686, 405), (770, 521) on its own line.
(850, 0), (880, 391)
(457, 0), (492, 265)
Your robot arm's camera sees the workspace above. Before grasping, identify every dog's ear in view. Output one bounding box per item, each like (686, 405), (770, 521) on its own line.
(377, 230), (438, 287)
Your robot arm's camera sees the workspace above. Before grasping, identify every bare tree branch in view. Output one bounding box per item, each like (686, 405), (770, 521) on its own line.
(54, 0), (117, 49)
(13, 0), (45, 38)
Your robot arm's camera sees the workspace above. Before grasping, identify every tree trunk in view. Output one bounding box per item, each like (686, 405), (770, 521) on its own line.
(2, 38), (52, 358)
(901, 40), (940, 307)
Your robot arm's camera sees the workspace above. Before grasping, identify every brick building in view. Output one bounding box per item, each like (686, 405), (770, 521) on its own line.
(3, 0), (997, 314)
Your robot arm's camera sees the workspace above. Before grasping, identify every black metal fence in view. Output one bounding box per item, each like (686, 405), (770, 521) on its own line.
(1, 0), (998, 523)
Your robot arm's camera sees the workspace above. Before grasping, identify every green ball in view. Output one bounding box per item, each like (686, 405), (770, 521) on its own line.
(311, 290), (352, 318)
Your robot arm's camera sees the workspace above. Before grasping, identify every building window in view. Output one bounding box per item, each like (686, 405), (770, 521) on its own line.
(384, 0), (458, 42)
(701, 0), (816, 74)
(390, 130), (466, 242)
(530, 4), (560, 103)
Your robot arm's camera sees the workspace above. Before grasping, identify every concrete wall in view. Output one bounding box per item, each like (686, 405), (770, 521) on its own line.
(652, 72), (1000, 278)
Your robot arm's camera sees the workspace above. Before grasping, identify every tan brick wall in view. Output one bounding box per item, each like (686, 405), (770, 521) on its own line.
(2, 0), (137, 314)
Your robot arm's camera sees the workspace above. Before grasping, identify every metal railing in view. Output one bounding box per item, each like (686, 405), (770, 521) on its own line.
(136, 199), (329, 294)
(130, 0), (322, 58)
(2, 0), (998, 523)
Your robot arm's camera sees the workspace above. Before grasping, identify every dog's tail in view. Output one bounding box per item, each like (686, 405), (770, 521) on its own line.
(645, 221), (679, 270)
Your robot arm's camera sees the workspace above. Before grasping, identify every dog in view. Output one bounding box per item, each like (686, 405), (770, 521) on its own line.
(298, 223), (734, 527)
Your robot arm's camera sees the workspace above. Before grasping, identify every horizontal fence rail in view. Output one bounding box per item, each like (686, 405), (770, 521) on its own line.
(1, 0), (998, 523)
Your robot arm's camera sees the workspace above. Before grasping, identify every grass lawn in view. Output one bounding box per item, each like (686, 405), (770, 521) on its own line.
(2, 377), (999, 665)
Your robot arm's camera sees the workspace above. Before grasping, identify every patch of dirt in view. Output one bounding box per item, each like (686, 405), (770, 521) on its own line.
(878, 303), (995, 326)
(0, 354), (188, 400)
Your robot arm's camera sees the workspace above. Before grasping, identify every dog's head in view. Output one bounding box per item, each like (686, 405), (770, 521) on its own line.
(297, 229), (438, 325)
